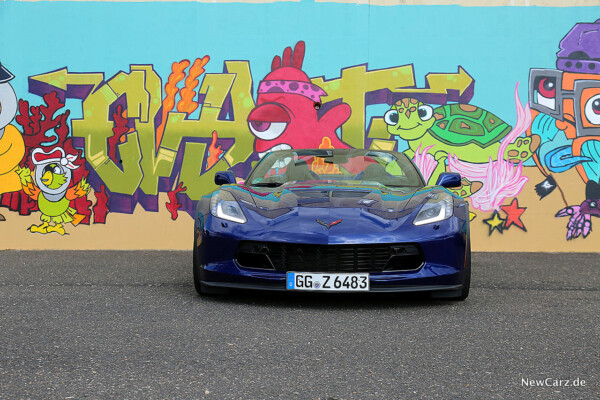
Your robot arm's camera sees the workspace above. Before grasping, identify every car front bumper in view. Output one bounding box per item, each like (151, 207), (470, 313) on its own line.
(198, 257), (464, 292)
(196, 231), (467, 294)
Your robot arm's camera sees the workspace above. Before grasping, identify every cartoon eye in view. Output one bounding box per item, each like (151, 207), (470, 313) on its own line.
(590, 201), (598, 209)
(538, 78), (556, 98)
(53, 166), (62, 174)
(384, 109), (399, 125)
(534, 77), (557, 109)
(584, 94), (600, 125)
(248, 121), (287, 140)
(247, 103), (290, 141)
(417, 105), (434, 121)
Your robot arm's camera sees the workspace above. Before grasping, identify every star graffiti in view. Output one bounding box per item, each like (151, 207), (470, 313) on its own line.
(483, 198), (527, 236)
(483, 210), (506, 236)
(500, 198), (527, 231)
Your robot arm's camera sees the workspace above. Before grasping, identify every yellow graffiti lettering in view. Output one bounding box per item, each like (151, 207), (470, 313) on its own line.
(392, 66), (474, 97)
(31, 61), (472, 204)
(34, 62), (256, 201)
(312, 65), (415, 148)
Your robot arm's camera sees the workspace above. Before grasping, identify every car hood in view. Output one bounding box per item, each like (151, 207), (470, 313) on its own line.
(218, 183), (439, 243)
(235, 182), (424, 211)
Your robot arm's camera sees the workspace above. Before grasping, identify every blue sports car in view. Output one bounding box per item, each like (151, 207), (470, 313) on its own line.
(193, 149), (471, 300)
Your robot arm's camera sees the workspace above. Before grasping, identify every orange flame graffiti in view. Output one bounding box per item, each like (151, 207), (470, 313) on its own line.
(71, 181), (89, 199)
(311, 137), (340, 174)
(22, 181), (40, 200)
(156, 60), (190, 151)
(177, 56), (210, 115)
(124, 109), (135, 136)
(206, 130), (223, 170)
(120, 108), (134, 144)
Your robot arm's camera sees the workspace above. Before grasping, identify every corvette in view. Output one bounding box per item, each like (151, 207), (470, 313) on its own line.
(193, 149), (471, 300)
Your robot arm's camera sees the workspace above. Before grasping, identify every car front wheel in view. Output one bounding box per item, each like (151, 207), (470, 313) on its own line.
(431, 235), (471, 301)
(193, 246), (203, 295)
(193, 246), (229, 296)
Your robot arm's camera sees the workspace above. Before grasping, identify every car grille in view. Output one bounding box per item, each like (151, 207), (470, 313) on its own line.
(235, 241), (424, 272)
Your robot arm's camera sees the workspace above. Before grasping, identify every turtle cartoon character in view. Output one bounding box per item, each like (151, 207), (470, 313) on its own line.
(384, 98), (541, 189)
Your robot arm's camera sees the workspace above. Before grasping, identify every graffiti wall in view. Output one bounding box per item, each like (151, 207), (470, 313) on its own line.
(0, 0), (598, 251)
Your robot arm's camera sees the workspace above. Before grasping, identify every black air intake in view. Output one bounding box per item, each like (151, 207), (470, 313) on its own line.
(235, 241), (424, 272)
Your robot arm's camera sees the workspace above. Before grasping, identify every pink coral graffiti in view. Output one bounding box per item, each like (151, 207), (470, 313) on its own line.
(448, 84), (531, 212)
(412, 144), (438, 183)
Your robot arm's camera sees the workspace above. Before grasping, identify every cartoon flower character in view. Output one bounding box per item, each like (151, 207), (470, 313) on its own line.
(17, 147), (90, 235)
(556, 179), (600, 239)
(247, 41), (352, 157)
(0, 61), (25, 221)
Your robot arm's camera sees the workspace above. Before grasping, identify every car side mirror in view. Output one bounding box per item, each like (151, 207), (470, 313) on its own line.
(214, 171), (236, 185)
(436, 172), (461, 188)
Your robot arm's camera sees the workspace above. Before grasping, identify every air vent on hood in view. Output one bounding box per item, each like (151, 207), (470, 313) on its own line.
(291, 190), (329, 198)
(290, 189), (371, 199)
(331, 190), (370, 198)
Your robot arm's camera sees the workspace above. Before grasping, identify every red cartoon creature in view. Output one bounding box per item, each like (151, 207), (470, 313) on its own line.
(248, 41), (352, 158)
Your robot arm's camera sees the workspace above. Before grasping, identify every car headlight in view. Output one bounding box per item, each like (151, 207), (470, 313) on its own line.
(413, 193), (453, 226)
(210, 190), (247, 224)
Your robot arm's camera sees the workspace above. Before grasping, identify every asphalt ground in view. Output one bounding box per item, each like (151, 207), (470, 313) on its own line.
(0, 251), (598, 400)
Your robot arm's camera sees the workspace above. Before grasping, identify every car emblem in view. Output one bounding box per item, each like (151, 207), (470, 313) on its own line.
(316, 219), (342, 229)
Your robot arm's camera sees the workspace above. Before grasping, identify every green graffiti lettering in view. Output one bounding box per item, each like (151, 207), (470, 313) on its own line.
(159, 61), (255, 198)
(33, 60), (471, 205)
(71, 76), (144, 195)
(66, 61), (255, 200)
(312, 65), (416, 148)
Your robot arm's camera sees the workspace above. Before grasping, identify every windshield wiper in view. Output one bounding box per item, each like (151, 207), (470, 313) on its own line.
(250, 182), (284, 187)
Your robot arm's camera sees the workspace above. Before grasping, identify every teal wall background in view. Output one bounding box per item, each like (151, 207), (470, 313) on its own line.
(2, 1), (595, 119)
(1, 1), (599, 249)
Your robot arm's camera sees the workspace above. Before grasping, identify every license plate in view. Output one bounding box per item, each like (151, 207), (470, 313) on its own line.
(286, 272), (369, 292)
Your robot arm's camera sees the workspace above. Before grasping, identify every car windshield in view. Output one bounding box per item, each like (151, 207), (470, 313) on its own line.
(246, 149), (424, 188)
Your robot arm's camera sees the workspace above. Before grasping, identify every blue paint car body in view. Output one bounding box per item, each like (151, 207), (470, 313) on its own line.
(193, 150), (471, 299)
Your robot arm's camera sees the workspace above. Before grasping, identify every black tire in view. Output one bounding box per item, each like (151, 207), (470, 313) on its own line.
(431, 233), (471, 301)
(193, 246), (229, 296)
(193, 246), (203, 295)
(456, 236), (471, 300)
